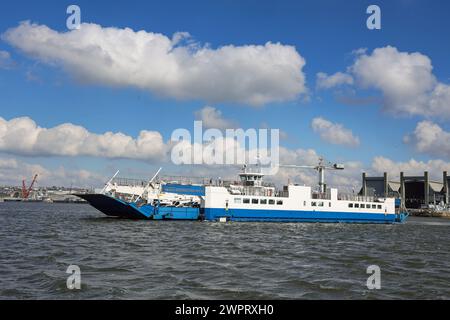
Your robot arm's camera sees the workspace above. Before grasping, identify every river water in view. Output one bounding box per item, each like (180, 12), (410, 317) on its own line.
(0, 202), (449, 299)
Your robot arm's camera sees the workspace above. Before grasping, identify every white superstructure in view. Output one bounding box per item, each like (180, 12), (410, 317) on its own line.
(202, 164), (400, 223)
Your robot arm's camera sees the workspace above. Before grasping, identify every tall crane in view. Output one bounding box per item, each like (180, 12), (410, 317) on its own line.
(280, 157), (344, 193)
(21, 174), (38, 199)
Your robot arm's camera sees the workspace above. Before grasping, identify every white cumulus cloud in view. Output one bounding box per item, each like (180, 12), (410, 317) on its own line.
(316, 72), (353, 89)
(0, 116), (166, 161)
(350, 46), (450, 118)
(404, 121), (450, 159)
(3, 21), (307, 106)
(311, 117), (360, 147)
(317, 46), (450, 118)
(194, 106), (237, 129)
(0, 50), (15, 69)
(0, 157), (105, 187)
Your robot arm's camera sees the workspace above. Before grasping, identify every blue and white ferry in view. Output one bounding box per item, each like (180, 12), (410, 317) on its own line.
(77, 163), (408, 224)
(202, 165), (407, 224)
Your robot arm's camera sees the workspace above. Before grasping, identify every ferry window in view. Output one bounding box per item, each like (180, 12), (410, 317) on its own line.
(372, 204), (376, 209)
(243, 198), (250, 204)
(329, 202), (332, 207)
(260, 199), (267, 205)
(252, 199), (258, 204)
(303, 201), (306, 206)
(269, 199), (275, 205)
(355, 203), (359, 208)
(318, 202), (324, 207)
(377, 205), (382, 209)
(277, 200), (283, 205)
(360, 204), (365, 208)
(312, 202), (317, 207)
(349, 203), (353, 208)
(234, 198), (241, 204)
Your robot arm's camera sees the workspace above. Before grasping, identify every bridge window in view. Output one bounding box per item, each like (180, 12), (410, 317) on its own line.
(252, 199), (258, 204)
(269, 199), (275, 205)
(260, 199), (267, 205)
(243, 198), (250, 204)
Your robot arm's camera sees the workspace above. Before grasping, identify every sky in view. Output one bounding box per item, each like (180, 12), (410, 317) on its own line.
(0, 0), (449, 189)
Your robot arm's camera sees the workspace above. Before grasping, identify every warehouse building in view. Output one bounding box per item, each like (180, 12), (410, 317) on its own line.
(360, 171), (449, 209)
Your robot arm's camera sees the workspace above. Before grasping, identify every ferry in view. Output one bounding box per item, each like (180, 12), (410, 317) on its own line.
(203, 165), (407, 223)
(77, 162), (408, 224)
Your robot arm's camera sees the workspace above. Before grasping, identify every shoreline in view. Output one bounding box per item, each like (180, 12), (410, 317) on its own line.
(408, 209), (450, 219)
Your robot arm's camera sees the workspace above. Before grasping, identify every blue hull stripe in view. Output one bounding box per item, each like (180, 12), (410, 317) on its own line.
(204, 208), (398, 224)
(152, 206), (200, 220)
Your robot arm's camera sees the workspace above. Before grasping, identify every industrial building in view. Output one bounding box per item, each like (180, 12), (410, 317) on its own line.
(360, 171), (449, 209)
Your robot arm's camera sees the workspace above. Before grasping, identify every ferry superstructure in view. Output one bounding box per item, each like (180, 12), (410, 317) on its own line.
(203, 167), (404, 223)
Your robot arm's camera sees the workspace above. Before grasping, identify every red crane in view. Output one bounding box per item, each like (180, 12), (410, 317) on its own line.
(21, 174), (38, 199)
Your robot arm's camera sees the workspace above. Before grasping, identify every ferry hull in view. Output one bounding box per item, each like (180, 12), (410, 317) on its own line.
(75, 194), (152, 219)
(204, 208), (406, 224)
(75, 194), (201, 220)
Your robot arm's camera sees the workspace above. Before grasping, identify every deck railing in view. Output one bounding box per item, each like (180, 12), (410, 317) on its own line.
(111, 177), (147, 187)
(311, 192), (332, 200)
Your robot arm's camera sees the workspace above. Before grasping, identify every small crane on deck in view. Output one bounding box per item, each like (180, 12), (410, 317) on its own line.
(280, 157), (344, 193)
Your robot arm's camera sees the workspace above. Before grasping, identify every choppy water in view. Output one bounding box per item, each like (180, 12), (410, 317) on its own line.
(0, 202), (449, 299)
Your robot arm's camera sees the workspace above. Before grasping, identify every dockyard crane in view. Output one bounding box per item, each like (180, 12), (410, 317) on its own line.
(21, 174), (38, 199)
(280, 158), (344, 193)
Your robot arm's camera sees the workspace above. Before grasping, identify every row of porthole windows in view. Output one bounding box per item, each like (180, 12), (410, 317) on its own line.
(234, 198), (283, 205)
(349, 203), (382, 209)
(232, 199), (382, 209)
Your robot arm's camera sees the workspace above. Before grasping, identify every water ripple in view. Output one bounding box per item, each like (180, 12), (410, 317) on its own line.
(0, 202), (449, 299)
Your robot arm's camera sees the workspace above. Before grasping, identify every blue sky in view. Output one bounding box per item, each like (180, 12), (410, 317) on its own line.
(0, 0), (449, 187)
